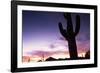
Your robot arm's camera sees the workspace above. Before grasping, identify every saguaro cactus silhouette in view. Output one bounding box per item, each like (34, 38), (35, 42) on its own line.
(58, 13), (80, 59)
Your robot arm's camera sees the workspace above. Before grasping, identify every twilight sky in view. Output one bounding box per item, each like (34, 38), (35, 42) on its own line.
(22, 10), (90, 62)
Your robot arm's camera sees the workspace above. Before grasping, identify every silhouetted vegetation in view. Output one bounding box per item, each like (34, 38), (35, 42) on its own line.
(38, 60), (42, 62)
(46, 57), (57, 61)
(45, 56), (89, 62)
(22, 51), (90, 62)
(58, 13), (80, 59)
(85, 50), (90, 59)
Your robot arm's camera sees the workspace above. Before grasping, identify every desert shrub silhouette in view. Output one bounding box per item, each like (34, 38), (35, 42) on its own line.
(46, 57), (56, 61)
(85, 50), (90, 59)
(58, 13), (80, 59)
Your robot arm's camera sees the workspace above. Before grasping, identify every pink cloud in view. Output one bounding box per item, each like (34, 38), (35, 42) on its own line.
(26, 50), (69, 58)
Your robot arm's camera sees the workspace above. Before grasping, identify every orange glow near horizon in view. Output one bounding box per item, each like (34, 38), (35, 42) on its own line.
(22, 51), (87, 62)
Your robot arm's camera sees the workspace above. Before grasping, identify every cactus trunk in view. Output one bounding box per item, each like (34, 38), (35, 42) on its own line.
(68, 37), (78, 59)
(58, 13), (80, 59)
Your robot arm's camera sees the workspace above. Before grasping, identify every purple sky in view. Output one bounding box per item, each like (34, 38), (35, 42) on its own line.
(22, 10), (90, 59)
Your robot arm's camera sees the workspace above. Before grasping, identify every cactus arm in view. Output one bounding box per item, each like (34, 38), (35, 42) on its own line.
(74, 15), (80, 36)
(58, 22), (68, 39)
(64, 13), (73, 25)
(64, 13), (74, 32)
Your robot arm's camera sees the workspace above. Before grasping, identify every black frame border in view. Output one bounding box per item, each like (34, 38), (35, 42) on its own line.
(11, 1), (97, 72)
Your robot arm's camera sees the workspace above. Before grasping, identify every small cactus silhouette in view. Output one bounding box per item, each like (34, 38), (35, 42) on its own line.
(85, 50), (90, 59)
(58, 13), (80, 59)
